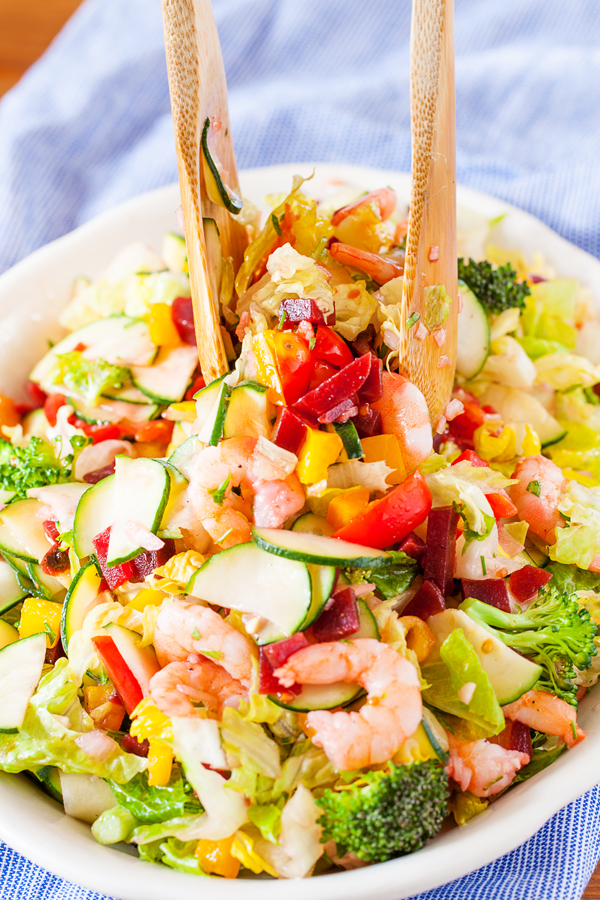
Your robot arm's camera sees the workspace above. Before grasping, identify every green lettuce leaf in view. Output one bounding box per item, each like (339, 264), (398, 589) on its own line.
(108, 769), (201, 824)
(516, 335), (568, 360)
(521, 279), (578, 348)
(221, 707), (281, 780)
(549, 505), (600, 570)
(248, 799), (285, 843)
(546, 561), (600, 594)
(227, 737), (336, 805)
(421, 629), (505, 738)
(137, 837), (202, 875)
(512, 745), (566, 784)
(352, 550), (417, 600)
(131, 815), (203, 846)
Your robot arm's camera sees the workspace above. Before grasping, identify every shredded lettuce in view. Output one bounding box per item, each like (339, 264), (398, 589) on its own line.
(521, 279), (578, 349)
(516, 335), (568, 360)
(333, 281), (378, 340)
(545, 561), (600, 594)
(534, 353), (600, 391)
(108, 769), (201, 824)
(549, 482), (600, 569)
(137, 836), (202, 875)
(426, 469), (496, 539)
(221, 707), (281, 780)
(248, 799), (285, 843)
(481, 336), (536, 389)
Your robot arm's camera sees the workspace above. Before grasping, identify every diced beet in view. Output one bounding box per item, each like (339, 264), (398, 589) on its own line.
(397, 532), (426, 562)
(121, 734), (149, 758)
(294, 353), (371, 419)
(352, 406), (382, 438)
(171, 296), (197, 345)
(352, 324), (376, 356)
(423, 507), (459, 597)
(509, 565), (552, 604)
(258, 648), (301, 696)
(272, 407), (308, 455)
(263, 632), (310, 670)
(280, 297), (326, 325)
(357, 355), (383, 404)
(129, 540), (176, 583)
(92, 527), (133, 589)
(490, 720), (532, 760)
(451, 449), (488, 468)
(45, 641), (67, 665)
(402, 579), (446, 619)
(317, 397), (357, 424)
(83, 462), (116, 484)
(529, 274), (546, 284)
(42, 520), (60, 543)
(41, 545), (70, 577)
(312, 587), (360, 642)
(461, 578), (510, 612)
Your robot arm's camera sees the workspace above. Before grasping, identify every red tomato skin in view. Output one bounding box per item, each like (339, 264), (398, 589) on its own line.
(486, 490), (518, 519)
(91, 636), (144, 714)
(312, 326), (354, 369)
(451, 449), (488, 468)
(271, 331), (314, 405)
(43, 393), (67, 427)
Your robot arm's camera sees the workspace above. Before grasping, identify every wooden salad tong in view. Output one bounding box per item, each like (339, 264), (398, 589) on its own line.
(161, 0), (247, 383)
(400, 0), (457, 427)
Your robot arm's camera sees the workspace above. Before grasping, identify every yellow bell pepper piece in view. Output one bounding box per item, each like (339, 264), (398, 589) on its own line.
(326, 487), (370, 530)
(252, 331), (285, 405)
(147, 737), (173, 787)
(127, 588), (166, 612)
(522, 424), (542, 456)
(163, 401), (197, 423)
(83, 682), (115, 713)
(149, 303), (181, 346)
(361, 434), (406, 484)
(296, 427), (343, 484)
(195, 835), (241, 878)
(398, 616), (436, 663)
(230, 830), (279, 877)
(18, 597), (62, 648)
(473, 422), (517, 462)
(130, 698), (173, 742)
(561, 468), (597, 487)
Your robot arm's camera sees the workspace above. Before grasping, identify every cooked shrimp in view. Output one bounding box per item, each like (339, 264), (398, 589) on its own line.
(331, 188), (397, 227)
(274, 638), (421, 771)
(253, 473), (305, 528)
(446, 733), (529, 798)
(149, 654), (247, 717)
(153, 600), (253, 685)
(510, 455), (566, 544)
(502, 689), (585, 747)
(371, 372), (433, 471)
(329, 242), (403, 285)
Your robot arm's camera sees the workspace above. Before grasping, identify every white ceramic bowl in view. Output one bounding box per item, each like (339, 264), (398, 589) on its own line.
(0, 163), (599, 900)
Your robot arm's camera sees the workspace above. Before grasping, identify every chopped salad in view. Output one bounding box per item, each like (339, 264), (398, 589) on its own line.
(0, 176), (599, 878)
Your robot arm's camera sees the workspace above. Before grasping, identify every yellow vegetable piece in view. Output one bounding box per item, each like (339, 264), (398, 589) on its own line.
(394, 723), (438, 765)
(166, 421), (191, 456)
(252, 331), (285, 405)
(561, 468), (597, 487)
(83, 682), (115, 713)
(296, 427), (343, 484)
(230, 831), (279, 878)
(361, 433), (406, 484)
(195, 835), (241, 878)
(147, 737), (173, 787)
(473, 422), (517, 463)
(18, 597), (62, 648)
(522, 424), (541, 456)
(148, 302), (181, 346)
(326, 487), (370, 530)
(450, 790), (489, 826)
(398, 616), (436, 663)
(130, 698), (173, 742)
(127, 588), (166, 612)
(163, 401), (197, 423)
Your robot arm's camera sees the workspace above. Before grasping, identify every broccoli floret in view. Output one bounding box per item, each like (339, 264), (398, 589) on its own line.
(0, 436), (73, 498)
(457, 257), (530, 314)
(317, 761), (448, 863)
(461, 586), (598, 706)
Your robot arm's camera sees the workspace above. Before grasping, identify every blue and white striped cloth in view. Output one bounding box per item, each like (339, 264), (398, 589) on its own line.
(0, 0), (600, 897)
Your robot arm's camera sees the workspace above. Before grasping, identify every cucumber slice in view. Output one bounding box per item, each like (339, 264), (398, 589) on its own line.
(157, 461), (189, 540)
(252, 563), (336, 646)
(61, 560), (104, 651)
(73, 474), (115, 559)
(3, 554), (36, 594)
(420, 707), (450, 764)
(0, 499), (52, 564)
(200, 118), (243, 215)
(26, 563), (67, 602)
(223, 381), (271, 440)
(131, 345), (198, 404)
(101, 385), (152, 405)
(59, 772), (117, 824)
(197, 379), (232, 446)
(168, 434), (202, 480)
(30, 315), (157, 386)
(0, 559), (31, 613)
(477, 384), (566, 448)
(252, 527), (390, 568)
(270, 681), (362, 713)
(291, 513), (334, 536)
(456, 284), (491, 379)
(0, 632), (46, 733)
(162, 232), (188, 274)
(102, 623), (160, 694)
(22, 408), (49, 439)
(40, 767), (63, 803)
(204, 217), (223, 303)
(187, 543), (312, 637)
(0, 620), (19, 650)
(427, 608), (542, 705)
(333, 421), (363, 460)
(68, 397), (159, 424)
(106, 456), (170, 565)
(355, 598), (380, 639)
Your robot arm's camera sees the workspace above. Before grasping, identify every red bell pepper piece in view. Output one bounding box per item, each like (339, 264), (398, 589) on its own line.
(451, 449), (488, 468)
(185, 374), (205, 401)
(270, 331), (314, 405)
(92, 527), (133, 589)
(397, 532), (426, 562)
(509, 565), (552, 604)
(294, 353), (371, 419)
(118, 419), (174, 444)
(262, 632), (310, 670)
(334, 471), (432, 549)
(85, 423), (122, 444)
(43, 393), (67, 428)
(423, 507), (459, 597)
(352, 406), (382, 438)
(272, 407), (308, 455)
(42, 520), (60, 543)
(312, 325), (354, 369)
(486, 490), (518, 519)
(447, 398), (488, 444)
(26, 381), (48, 409)
(310, 359), (338, 390)
(171, 296), (197, 345)
(403, 579), (446, 619)
(461, 578), (510, 612)
(311, 587), (360, 642)
(92, 635), (144, 714)
(357, 355), (383, 404)
(280, 297), (326, 325)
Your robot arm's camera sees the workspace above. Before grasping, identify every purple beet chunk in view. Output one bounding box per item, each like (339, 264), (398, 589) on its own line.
(83, 462), (116, 484)
(312, 587), (360, 642)
(280, 297), (326, 325)
(423, 507), (459, 597)
(461, 578), (510, 612)
(397, 532), (426, 562)
(263, 632), (310, 670)
(402, 579), (446, 620)
(129, 539), (176, 583)
(357, 355), (383, 404)
(352, 407), (382, 438)
(508, 721), (533, 759)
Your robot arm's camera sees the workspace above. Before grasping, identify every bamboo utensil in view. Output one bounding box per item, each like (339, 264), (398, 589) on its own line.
(400, 0), (457, 427)
(161, 0), (247, 383)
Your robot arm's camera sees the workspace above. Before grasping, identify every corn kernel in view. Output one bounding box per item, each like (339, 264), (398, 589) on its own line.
(18, 597), (62, 647)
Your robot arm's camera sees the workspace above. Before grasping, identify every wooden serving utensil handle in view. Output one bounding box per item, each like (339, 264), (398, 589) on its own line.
(162, 0), (247, 382)
(400, 0), (457, 427)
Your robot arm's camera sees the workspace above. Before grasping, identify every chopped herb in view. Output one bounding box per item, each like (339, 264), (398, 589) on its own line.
(309, 336), (316, 350)
(571, 720), (577, 742)
(527, 480), (542, 497)
(278, 310), (288, 330)
(271, 213), (283, 236)
(192, 628), (201, 640)
(201, 649), (224, 661)
(44, 623), (56, 643)
(209, 473), (231, 506)
(216, 527), (233, 545)
(481, 556), (487, 576)
(406, 312), (421, 329)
